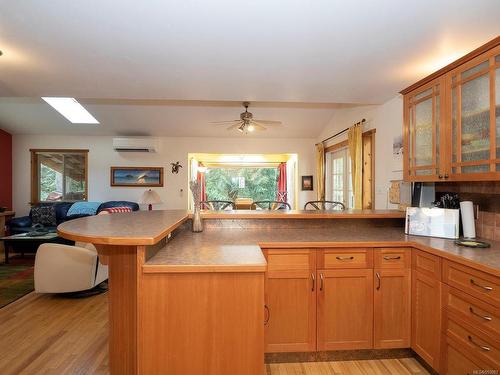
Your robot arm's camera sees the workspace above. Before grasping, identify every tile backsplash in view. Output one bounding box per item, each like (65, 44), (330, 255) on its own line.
(475, 210), (500, 241)
(436, 181), (500, 241)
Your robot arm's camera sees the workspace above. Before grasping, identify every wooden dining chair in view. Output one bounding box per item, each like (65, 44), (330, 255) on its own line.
(251, 201), (291, 210)
(304, 200), (345, 210)
(200, 201), (235, 210)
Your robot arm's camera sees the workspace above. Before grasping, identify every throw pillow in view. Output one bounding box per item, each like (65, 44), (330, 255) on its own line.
(101, 207), (133, 214)
(66, 201), (102, 216)
(31, 205), (57, 227)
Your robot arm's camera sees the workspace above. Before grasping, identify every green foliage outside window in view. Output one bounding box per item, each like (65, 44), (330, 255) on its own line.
(205, 167), (279, 202)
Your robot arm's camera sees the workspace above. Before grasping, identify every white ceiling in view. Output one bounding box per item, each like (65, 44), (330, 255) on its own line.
(0, 0), (499, 136)
(0, 98), (352, 137)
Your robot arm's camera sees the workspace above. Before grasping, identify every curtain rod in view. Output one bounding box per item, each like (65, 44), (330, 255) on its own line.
(316, 118), (366, 145)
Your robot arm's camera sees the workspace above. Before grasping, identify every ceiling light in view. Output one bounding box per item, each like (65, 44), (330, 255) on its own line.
(247, 124), (255, 132)
(42, 97), (99, 124)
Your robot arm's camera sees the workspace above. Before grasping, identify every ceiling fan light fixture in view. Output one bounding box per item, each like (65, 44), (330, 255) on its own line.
(247, 124), (255, 132)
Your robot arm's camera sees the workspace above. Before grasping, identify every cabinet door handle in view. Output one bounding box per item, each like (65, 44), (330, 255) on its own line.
(469, 307), (492, 321)
(264, 305), (270, 326)
(470, 279), (493, 291)
(311, 273), (315, 292)
(467, 335), (490, 351)
(320, 273), (324, 291)
(336, 256), (354, 261)
(376, 272), (381, 290)
(383, 255), (401, 260)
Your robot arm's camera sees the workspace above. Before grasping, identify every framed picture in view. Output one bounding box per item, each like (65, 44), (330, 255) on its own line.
(301, 175), (313, 191)
(110, 167), (164, 187)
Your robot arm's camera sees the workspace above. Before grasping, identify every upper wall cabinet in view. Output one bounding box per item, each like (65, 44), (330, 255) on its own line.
(402, 37), (500, 182)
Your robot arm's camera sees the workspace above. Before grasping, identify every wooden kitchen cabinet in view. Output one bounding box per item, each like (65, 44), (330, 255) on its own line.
(411, 269), (442, 370)
(402, 37), (500, 181)
(317, 268), (373, 350)
(264, 249), (317, 353)
(373, 268), (411, 348)
(403, 77), (447, 181)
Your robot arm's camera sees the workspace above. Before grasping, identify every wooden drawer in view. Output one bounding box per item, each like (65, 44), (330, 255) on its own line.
(443, 337), (487, 375)
(318, 248), (373, 269)
(265, 249), (315, 273)
(412, 249), (441, 279)
(443, 260), (500, 307)
(444, 285), (500, 338)
(445, 315), (500, 368)
(374, 248), (410, 269)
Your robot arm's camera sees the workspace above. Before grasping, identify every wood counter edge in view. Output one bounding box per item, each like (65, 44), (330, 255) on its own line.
(57, 215), (189, 245)
(197, 210), (406, 219)
(144, 240), (500, 277)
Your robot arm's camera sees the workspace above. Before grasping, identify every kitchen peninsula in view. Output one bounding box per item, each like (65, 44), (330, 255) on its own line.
(58, 210), (500, 375)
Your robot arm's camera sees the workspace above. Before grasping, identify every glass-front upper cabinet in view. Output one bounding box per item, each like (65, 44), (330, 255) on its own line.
(447, 45), (500, 180)
(404, 78), (446, 181)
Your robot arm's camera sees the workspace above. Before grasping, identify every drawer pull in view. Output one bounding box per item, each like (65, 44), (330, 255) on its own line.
(311, 273), (315, 292)
(264, 305), (270, 326)
(336, 256), (354, 261)
(467, 335), (491, 351)
(383, 255), (401, 260)
(376, 272), (381, 290)
(470, 279), (493, 291)
(469, 306), (493, 321)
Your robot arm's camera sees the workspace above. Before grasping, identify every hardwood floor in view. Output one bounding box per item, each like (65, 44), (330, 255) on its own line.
(0, 292), (429, 375)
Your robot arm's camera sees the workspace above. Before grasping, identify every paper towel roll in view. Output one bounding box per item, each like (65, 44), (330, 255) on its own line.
(460, 201), (476, 239)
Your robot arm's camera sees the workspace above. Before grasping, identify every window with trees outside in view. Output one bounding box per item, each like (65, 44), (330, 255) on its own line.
(30, 149), (88, 204)
(205, 167), (279, 202)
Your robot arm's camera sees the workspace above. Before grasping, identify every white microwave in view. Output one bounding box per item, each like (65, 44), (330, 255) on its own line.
(405, 207), (459, 239)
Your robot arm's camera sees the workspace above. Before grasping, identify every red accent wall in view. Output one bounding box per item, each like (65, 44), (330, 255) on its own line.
(0, 129), (12, 210)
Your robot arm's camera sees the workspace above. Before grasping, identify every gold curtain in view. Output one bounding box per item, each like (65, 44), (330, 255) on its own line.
(316, 143), (325, 201)
(348, 124), (363, 209)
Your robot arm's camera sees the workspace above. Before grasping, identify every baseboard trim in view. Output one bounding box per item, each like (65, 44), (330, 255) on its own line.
(265, 348), (414, 364)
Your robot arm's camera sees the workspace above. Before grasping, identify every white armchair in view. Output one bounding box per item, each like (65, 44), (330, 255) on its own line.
(34, 242), (108, 293)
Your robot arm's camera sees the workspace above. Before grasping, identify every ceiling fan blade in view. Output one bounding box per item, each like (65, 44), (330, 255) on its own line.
(227, 122), (243, 131)
(253, 119), (282, 125)
(210, 120), (240, 124)
(250, 123), (267, 131)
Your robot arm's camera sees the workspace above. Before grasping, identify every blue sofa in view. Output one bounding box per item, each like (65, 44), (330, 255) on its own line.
(8, 200), (139, 235)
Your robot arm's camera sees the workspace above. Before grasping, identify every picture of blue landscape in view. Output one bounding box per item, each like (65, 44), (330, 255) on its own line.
(111, 168), (163, 186)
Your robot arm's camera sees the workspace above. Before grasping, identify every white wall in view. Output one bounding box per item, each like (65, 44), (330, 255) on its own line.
(12, 135), (316, 216)
(318, 95), (403, 209)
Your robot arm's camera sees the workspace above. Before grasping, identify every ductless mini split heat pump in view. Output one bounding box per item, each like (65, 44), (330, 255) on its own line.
(112, 137), (158, 152)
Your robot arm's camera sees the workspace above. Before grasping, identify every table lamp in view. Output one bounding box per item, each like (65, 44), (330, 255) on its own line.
(140, 189), (162, 211)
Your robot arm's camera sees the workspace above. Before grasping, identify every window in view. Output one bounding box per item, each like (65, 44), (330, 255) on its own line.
(205, 167), (279, 202)
(327, 148), (353, 208)
(30, 149), (88, 203)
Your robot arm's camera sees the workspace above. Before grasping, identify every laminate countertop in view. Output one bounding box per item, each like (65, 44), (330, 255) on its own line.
(145, 226), (500, 276)
(57, 209), (405, 245)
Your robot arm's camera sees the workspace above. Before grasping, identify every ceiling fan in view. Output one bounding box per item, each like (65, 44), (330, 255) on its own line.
(210, 102), (282, 133)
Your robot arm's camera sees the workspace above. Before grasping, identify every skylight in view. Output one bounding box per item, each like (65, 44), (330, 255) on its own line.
(42, 97), (99, 124)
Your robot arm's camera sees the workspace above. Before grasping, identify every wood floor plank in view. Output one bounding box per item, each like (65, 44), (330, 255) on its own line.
(0, 292), (429, 375)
